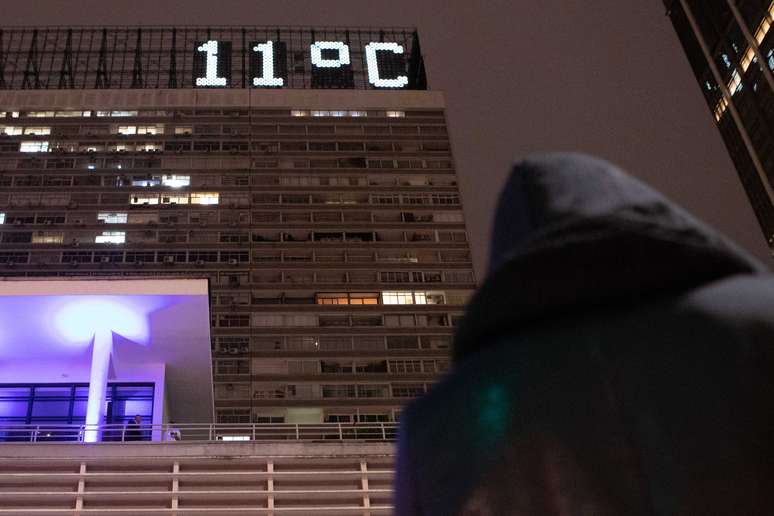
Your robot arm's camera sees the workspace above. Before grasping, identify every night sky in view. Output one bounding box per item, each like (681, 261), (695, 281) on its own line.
(5, 0), (770, 277)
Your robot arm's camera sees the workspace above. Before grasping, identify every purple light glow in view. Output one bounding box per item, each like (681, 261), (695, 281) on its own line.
(0, 295), (187, 358)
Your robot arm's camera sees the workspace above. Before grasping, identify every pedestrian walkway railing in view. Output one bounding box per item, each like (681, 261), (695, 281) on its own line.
(0, 422), (399, 443)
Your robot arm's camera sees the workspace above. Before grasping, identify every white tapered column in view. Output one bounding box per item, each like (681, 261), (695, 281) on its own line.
(83, 328), (112, 443)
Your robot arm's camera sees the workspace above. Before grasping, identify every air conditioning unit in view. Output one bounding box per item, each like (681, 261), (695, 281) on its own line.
(70, 261), (79, 267)
(195, 259), (205, 266)
(100, 256), (111, 264)
(228, 259), (238, 266)
(163, 256), (175, 265)
(70, 239), (79, 247)
(13, 220), (22, 226)
(44, 220), (52, 225)
(134, 260), (145, 267)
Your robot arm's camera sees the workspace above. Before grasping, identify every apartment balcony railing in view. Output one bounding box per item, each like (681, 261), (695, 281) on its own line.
(0, 422), (398, 444)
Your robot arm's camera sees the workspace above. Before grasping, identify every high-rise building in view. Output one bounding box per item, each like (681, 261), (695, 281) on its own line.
(0, 26), (475, 428)
(664, 1), (774, 248)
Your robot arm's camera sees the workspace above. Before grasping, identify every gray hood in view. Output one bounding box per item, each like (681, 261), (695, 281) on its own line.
(453, 152), (767, 362)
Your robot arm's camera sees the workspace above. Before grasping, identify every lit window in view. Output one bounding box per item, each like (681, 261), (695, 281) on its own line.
(32, 232), (64, 244)
(191, 192), (219, 205)
(138, 143), (162, 152)
(413, 292), (427, 304)
(291, 110), (309, 117)
(160, 194), (189, 204)
(130, 194), (160, 205)
(162, 175), (190, 188)
(219, 435), (250, 441)
(305, 110), (367, 118)
(138, 125), (163, 135)
(20, 141), (49, 153)
(97, 110), (138, 117)
(25, 111), (55, 118)
(715, 2), (774, 120)
(23, 126), (51, 135)
(1, 126), (22, 135)
(97, 212), (128, 224)
(386, 111), (405, 118)
(131, 177), (161, 187)
(0, 213), (4, 224)
(382, 291), (415, 305)
(349, 293), (379, 305)
(119, 124), (164, 135)
(95, 231), (126, 244)
(317, 293), (350, 305)
(54, 110), (91, 117)
(11, 112), (19, 118)
(174, 126), (193, 135)
(87, 164), (96, 170)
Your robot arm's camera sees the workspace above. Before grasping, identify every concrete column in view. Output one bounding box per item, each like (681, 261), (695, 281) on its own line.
(84, 328), (113, 443)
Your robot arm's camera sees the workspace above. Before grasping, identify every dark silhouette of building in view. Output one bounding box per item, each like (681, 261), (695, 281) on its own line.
(664, 1), (774, 249)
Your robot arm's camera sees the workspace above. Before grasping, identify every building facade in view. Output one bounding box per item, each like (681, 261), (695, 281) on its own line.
(664, 0), (774, 248)
(0, 26), (475, 427)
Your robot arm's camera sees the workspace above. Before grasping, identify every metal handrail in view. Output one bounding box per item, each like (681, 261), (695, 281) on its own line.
(0, 422), (398, 443)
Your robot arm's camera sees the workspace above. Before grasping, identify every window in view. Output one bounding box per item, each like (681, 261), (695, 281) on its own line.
(0, 213), (4, 224)
(392, 383), (426, 398)
(31, 231), (64, 244)
(24, 111), (55, 118)
(349, 293), (379, 305)
(162, 175), (190, 188)
(23, 126), (51, 135)
(117, 124), (163, 135)
(96, 110), (138, 117)
(386, 111), (405, 118)
(131, 176), (161, 187)
(174, 125), (193, 135)
(54, 110), (91, 117)
(317, 293), (349, 305)
(310, 110), (367, 117)
(160, 194), (189, 205)
(1, 126), (22, 135)
(130, 194), (159, 205)
(97, 212), (128, 224)
(95, 231), (126, 244)
(291, 110), (309, 117)
(382, 291), (415, 305)
(20, 141), (49, 153)
(191, 192), (219, 205)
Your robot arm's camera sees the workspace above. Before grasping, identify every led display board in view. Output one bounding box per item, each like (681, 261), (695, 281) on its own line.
(0, 27), (427, 90)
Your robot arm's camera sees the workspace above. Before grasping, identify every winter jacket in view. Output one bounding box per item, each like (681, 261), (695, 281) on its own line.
(394, 152), (774, 516)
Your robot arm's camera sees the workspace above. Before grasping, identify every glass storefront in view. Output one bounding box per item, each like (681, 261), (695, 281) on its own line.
(0, 382), (153, 441)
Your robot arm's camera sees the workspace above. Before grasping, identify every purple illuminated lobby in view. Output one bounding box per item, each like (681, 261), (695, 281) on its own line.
(0, 278), (214, 442)
(0, 278), (395, 515)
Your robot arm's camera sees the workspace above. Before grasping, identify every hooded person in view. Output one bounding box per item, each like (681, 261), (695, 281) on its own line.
(394, 153), (774, 516)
